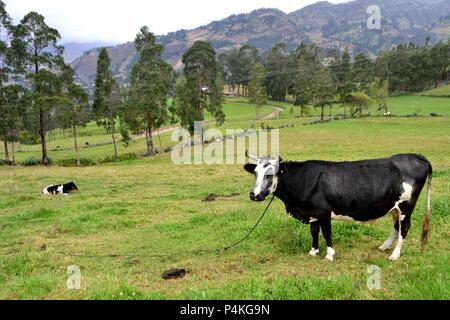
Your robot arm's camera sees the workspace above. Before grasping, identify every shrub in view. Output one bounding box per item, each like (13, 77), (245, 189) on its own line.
(164, 146), (173, 153)
(100, 153), (138, 164)
(118, 153), (138, 162)
(19, 131), (40, 145)
(21, 157), (53, 166)
(58, 158), (97, 167)
(21, 157), (40, 166)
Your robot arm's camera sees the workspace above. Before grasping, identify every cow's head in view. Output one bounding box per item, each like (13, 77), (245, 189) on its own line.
(244, 150), (282, 202)
(68, 182), (78, 191)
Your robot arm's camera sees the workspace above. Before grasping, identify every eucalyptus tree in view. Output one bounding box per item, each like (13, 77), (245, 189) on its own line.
(430, 41), (449, 88)
(0, 84), (27, 165)
(248, 63), (267, 120)
(369, 77), (389, 114)
(180, 41), (224, 135)
(264, 43), (289, 101)
(312, 67), (335, 121)
(292, 43), (321, 116)
(126, 26), (172, 155)
(226, 49), (241, 95)
(10, 11), (65, 165)
(238, 45), (260, 96)
(352, 52), (374, 92)
(93, 48), (122, 160)
(0, 1), (11, 85)
(173, 76), (194, 132)
(293, 56), (313, 117)
(57, 65), (90, 165)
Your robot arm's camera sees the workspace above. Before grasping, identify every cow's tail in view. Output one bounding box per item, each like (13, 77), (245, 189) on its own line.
(421, 165), (432, 251)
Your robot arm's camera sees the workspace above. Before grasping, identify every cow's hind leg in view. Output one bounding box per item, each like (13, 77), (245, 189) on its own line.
(309, 221), (320, 257)
(379, 211), (400, 252)
(320, 219), (335, 261)
(389, 203), (414, 261)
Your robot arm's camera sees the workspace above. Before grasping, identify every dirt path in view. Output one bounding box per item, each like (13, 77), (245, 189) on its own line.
(156, 126), (180, 135)
(262, 106), (284, 120)
(145, 104), (285, 138)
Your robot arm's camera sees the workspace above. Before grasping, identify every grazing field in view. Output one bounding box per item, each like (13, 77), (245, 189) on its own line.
(420, 84), (450, 97)
(388, 96), (449, 116)
(6, 101), (275, 163)
(0, 96), (449, 300)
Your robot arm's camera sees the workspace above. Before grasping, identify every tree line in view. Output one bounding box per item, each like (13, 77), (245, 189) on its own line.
(220, 39), (449, 119)
(220, 39), (450, 99)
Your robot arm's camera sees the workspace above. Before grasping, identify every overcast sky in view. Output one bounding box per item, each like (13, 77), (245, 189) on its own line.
(5, 0), (350, 44)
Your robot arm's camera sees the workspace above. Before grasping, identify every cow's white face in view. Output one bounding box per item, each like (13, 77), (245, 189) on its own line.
(244, 157), (280, 201)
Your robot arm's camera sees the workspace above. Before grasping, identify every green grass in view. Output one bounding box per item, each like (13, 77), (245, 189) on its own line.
(0, 95), (449, 300)
(420, 84), (450, 97)
(228, 95), (450, 119)
(388, 96), (449, 116)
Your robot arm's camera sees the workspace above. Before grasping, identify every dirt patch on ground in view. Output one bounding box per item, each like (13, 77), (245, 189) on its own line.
(162, 268), (187, 280)
(202, 193), (240, 202)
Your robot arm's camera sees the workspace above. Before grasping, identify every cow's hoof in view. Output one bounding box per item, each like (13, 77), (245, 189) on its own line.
(325, 247), (335, 262)
(378, 245), (389, 252)
(388, 248), (401, 261)
(308, 248), (319, 257)
(388, 254), (400, 261)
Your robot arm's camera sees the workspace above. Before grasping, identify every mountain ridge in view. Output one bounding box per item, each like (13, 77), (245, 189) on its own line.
(62, 41), (115, 63)
(70, 0), (450, 91)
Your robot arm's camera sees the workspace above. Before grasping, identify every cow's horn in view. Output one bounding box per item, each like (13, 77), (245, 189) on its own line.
(245, 150), (258, 161)
(274, 153), (283, 162)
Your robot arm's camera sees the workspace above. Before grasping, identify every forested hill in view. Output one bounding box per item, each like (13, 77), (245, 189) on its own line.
(71, 0), (450, 90)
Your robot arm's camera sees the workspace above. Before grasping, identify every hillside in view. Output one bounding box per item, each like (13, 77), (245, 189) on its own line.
(62, 42), (115, 63)
(71, 0), (450, 91)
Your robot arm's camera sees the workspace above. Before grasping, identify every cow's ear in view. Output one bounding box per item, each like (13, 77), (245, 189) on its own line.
(244, 164), (257, 174)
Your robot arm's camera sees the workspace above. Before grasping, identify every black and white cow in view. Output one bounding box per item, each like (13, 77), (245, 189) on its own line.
(43, 182), (78, 195)
(244, 152), (432, 261)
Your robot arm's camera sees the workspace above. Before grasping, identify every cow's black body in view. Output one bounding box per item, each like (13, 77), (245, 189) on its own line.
(245, 153), (433, 261)
(274, 154), (431, 224)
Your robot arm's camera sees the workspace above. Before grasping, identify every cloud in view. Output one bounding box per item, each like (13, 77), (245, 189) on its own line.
(4, 0), (348, 43)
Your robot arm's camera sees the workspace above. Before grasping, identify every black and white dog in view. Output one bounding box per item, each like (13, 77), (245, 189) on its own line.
(43, 182), (78, 195)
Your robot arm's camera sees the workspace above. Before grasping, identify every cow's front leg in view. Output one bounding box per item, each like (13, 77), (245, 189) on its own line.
(309, 220), (320, 257)
(321, 219), (335, 261)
